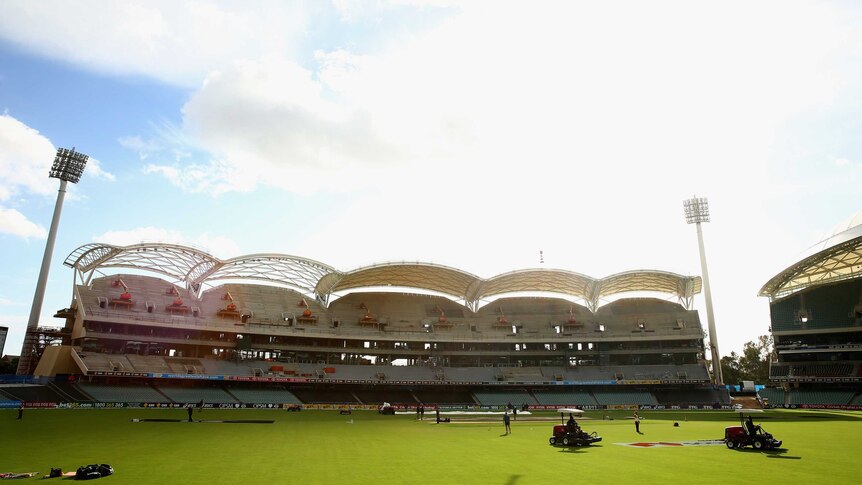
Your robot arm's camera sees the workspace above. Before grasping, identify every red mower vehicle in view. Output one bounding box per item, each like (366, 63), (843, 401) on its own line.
(378, 402), (396, 415)
(548, 408), (602, 447)
(724, 409), (782, 450)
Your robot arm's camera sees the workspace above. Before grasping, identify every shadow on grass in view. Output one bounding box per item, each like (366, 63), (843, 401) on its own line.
(504, 474), (523, 485)
(556, 445), (601, 454)
(762, 449), (802, 460)
(730, 447), (802, 460)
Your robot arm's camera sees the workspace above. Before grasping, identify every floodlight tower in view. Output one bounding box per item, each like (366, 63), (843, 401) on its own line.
(683, 196), (723, 385)
(17, 148), (88, 375)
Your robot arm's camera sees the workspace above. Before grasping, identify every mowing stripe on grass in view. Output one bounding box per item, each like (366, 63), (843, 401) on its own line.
(616, 440), (726, 447)
(131, 418), (274, 423)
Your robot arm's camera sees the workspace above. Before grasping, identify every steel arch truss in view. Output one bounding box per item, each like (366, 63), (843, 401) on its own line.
(64, 243), (334, 297)
(199, 254), (335, 296)
(64, 243), (218, 289)
(759, 234), (862, 301)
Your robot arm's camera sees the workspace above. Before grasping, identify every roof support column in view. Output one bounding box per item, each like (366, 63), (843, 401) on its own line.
(585, 281), (601, 313)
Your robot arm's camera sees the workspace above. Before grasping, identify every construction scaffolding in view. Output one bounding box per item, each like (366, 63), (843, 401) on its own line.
(16, 326), (70, 375)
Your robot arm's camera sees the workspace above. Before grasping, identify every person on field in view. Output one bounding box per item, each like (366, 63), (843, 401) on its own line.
(745, 415), (759, 435)
(503, 411), (511, 435)
(634, 411), (641, 433)
(17, 402), (24, 420)
(187, 405), (194, 422)
(566, 414), (578, 433)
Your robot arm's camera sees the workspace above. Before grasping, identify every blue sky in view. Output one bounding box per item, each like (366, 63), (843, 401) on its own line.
(1, 0), (861, 360)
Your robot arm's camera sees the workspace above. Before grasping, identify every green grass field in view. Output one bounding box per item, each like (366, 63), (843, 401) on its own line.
(1, 408), (860, 484)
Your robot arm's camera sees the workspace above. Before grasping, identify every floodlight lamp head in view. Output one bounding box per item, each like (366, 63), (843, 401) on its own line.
(683, 196), (710, 224)
(48, 147), (89, 184)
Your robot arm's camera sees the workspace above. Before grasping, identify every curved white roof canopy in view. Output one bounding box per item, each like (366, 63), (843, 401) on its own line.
(318, 264), (701, 311)
(759, 221), (862, 301)
(64, 243), (219, 286)
(66, 243), (702, 310)
(64, 243), (335, 297)
(316, 261), (479, 303)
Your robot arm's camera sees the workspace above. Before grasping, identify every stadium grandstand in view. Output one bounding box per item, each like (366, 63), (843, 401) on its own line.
(758, 212), (862, 409)
(4, 242), (736, 410)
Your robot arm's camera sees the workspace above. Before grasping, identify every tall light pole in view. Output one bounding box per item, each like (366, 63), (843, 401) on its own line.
(17, 148), (88, 375)
(683, 196), (723, 385)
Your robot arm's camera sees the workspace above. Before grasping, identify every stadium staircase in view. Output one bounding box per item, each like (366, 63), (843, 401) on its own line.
(48, 381), (92, 402)
(757, 387), (787, 407)
(223, 387), (242, 403)
(151, 384), (174, 403)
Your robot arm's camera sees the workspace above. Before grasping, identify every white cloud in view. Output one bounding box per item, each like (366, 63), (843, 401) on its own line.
(0, 114), (115, 234)
(0, 207), (47, 239)
(120, 121), (200, 178)
(0, 114), (57, 201)
(333, 0), (460, 22)
(169, 56), (404, 194)
(86, 157), (116, 182)
(0, 114), (52, 239)
(119, 135), (162, 161)
(0, 1), (312, 87)
(142, 158), (257, 195)
(7, 2), (852, 204)
(834, 157), (862, 173)
(0, 114), (115, 191)
(92, 226), (242, 259)
(126, 1), (857, 203)
(3, 1), (858, 200)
